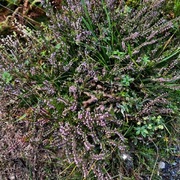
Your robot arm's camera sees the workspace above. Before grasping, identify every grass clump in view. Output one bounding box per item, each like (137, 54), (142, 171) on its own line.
(0, 0), (179, 179)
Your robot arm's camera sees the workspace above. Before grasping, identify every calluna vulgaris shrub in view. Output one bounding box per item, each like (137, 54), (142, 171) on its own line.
(0, 0), (179, 179)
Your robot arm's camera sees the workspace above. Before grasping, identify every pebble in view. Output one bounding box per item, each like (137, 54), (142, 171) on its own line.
(158, 161), (166, 169)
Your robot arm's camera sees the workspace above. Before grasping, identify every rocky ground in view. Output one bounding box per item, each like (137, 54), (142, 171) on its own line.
(158, 150), (180, 180)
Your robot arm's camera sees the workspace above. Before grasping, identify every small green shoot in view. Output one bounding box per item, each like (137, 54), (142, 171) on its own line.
(2, 71), (12, 84)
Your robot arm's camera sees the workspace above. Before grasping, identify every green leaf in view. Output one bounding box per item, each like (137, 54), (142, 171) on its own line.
(136, 130), (141, 135)
(55, 43), (61, 50)
(7, 0), (19, 5)
(2, 71), (12, 84)
(142, 55), (150, 65)
(16, 113), (27, 122)
(121, 75), (134, 87)
(158, 125), (164, 130)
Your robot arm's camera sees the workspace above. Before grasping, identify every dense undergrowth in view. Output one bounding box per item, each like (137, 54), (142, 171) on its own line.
(0, 0), (180, 179)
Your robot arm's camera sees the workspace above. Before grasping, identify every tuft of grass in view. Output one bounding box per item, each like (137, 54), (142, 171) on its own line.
(0, 0), (179, 179)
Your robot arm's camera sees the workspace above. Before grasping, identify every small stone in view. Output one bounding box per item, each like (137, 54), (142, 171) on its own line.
(171, 170), (176, 176)
(9, 175), (15, 180)
(158, 161), (166, 169)
(172, 162), (177, 166)
(122, 154), (128, 160)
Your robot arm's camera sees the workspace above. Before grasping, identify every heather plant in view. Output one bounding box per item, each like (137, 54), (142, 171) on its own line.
(0, 0), (180, 179)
